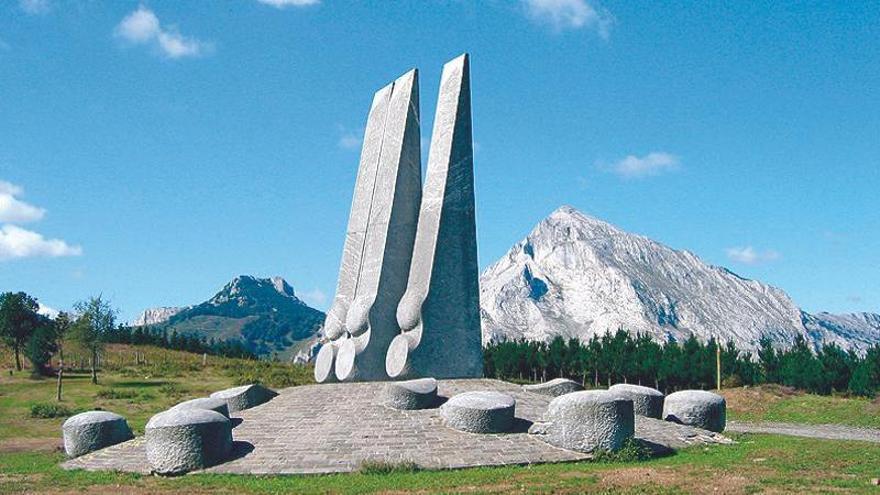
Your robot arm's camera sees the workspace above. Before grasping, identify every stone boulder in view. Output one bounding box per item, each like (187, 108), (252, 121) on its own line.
(62, 411), (134, 458)
(384, 378), (438, 410)
(171, 397), (230, 418)
(210, 384), (278, 413)
(662, 390), (726, 432)
(531, 390), (634, 453)
(608, 384), (664, 419)
(440, 391), (515, 433)
(145, 408), (233, 475)
(522, 378), (584, 397)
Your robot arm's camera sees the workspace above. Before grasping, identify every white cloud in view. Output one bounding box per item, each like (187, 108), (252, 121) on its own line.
(299, 288), (327, 308)
(523, 0), (613, 38)
(602, 152), (680, 179)
(0, 180), (46, 223)
(338, 133), (361, 150)
(115, 6), (211, 59)
(0, 224), (82, 261)
(38, 302), (59, 319)
(19, 0), (50, 15)
(725, 246), (780, 265)
(257, 0), (320, 8)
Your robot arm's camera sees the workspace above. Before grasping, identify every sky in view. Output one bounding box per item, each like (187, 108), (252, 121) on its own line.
(1, 0), (878, 322)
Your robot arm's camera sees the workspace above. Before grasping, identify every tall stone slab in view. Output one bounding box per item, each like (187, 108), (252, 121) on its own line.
(386, 54), (482, 379)
(325, 69), (423, 382)
(314, 81), (394, 383)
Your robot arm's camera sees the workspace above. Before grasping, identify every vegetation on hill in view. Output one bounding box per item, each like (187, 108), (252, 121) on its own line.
(484, 330), (880, 397)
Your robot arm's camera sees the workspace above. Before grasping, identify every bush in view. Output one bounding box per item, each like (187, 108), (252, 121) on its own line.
(592, 439), (652, 463)
(30, 402), (75, 419)
(158, 382), (188, 397)
(95, 388), (138, 400)
(358, 460), (420, 475)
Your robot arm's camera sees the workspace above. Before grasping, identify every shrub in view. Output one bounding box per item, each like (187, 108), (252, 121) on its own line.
(158, 383), (188, 397)
(592, 439), (652, 463)
(358, 460), (420, 475)
(95, 388), (138, 400)
(30, 402), (75, 419)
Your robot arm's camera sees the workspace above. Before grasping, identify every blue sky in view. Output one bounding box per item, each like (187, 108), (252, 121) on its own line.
(1, 0), (877, 322)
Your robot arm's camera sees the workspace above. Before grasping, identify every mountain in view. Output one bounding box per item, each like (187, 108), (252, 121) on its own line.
(132, 307), (184, 327)
(139, 276), (325, 358)
(479, 206), (880, 353)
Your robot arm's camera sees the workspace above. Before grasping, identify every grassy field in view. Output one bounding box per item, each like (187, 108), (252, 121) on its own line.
(2, 345), (879, 494)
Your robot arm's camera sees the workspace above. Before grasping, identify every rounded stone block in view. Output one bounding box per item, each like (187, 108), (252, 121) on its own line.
(535, 390), (634, 453)
(62, 411), (134, 458)
(145, 409), (233, 475)
(210, 384), (278, 413)
(171, 397), (230, 419)
(384, 377), (438, 410)
(440, 391), (515, 433)
(662, 390), (726, 432)
(609, 383), (664, 419)
(313, 343), (337, 383)
(522, 378), (584, 397)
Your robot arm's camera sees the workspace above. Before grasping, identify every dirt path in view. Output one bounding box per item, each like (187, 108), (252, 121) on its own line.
(727, 421), (880, 443)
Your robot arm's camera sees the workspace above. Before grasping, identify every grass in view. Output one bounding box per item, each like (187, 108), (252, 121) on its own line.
(722, 384), (880, 428)
(0, 434), (878, 494)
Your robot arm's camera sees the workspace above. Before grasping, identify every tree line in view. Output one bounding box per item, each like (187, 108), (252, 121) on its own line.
(0, 291), (256, 385)
(483, 330), (880, 397)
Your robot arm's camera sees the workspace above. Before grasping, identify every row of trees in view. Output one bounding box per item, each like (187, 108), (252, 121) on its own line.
(483, 330), (880, 397)
(102, 325), (256, 359)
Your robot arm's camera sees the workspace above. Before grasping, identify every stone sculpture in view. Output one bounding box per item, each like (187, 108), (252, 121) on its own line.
(608, 383), (664, 419)
(662, 390), (726, 432)
(384, 377), (438, 410)
(315, 68), (422, 382)
(440, 390), (515, 433)
(62, 410), (134, 458)
(210, 384), (278, 413)
(523, 378), (584, 397)
(386, 53), (483, 380)
(171, 397), (231, 418)
(530, 390), (634, 453)
(145, 408), (233, 475)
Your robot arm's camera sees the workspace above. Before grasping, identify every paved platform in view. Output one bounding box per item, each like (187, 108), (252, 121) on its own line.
(63, 379), (730, 475)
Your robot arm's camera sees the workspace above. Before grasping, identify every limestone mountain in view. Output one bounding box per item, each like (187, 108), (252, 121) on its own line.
(137, 276), (325, 358)
(479, 206), (880, 353)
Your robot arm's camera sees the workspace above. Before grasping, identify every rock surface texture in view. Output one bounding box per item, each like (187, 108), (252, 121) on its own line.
(531, 390), (634, 453)
(210, 384), (277, 413)
(62, 411), (134, 458)
(386, 53), (483, 380)
(171, 397), (231, 418)
(662, 390), (726, 432)
(440, 390), (515, 433)
(384, 377), (438, 410)
(145, 409), (233, 475)
(609, 384), (664, 419)
(522, 378), (584, 397)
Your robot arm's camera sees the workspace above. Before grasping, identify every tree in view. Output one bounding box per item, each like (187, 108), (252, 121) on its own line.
(25, 318), (57, 376)
(0, 292), (42, 371)
(54, 312), (72, 401)
(73, 296), (116, 384)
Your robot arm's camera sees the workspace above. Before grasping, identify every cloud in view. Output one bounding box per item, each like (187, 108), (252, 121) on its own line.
(846, 295), (863, 303)
(725, 246), (780, 265)
(115, 6), (212, 59)
(601, 152), (680, 179)
(522, 0), (613, 38)
(38, 302), (59, 319)
(19, 0), (50, 15)
(338, 133), (361, 150)
(0, 180), (46, 223)
(257, 0), (320, 8)
(0, 224), (82, 261)
(299, 288), (327, 308)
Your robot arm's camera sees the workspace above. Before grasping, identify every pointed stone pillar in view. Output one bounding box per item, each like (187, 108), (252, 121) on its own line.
(386, 54), (483, 380)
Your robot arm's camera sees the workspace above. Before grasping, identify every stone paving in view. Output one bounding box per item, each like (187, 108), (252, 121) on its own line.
(63, 379), (731, 475)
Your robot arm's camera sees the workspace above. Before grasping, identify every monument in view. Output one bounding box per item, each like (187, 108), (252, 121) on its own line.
(315, 53), (482, 383)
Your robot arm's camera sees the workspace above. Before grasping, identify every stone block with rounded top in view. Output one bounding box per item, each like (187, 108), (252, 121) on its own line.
(440, 391), (515, 433)
(522, 378), (584, 397)
(531, 390), (634, 453)
(210, 384), (278, 413)
(609, 383), (664, 419)
(145, 409), (233, 475)
(62, 410), (134, 458)
(171, 397), (230, 418)
(384, 377), (438, 410)
(662, 390), (726, 432)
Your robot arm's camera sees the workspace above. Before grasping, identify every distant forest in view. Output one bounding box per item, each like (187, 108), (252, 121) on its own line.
(104, 325), (257, 360)
(483, 330), (880, 397)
